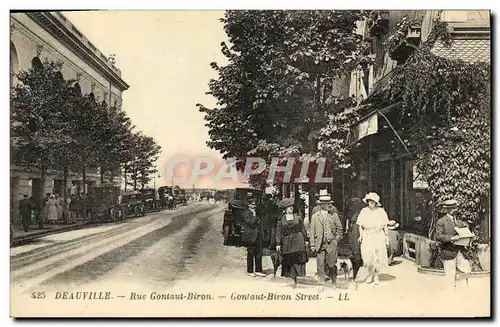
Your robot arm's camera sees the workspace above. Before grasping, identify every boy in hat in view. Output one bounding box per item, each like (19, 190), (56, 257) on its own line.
(435, 199), (472, 290)
(310, 192), (343, 291)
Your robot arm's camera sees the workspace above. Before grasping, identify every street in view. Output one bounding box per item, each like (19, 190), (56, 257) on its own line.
(11, 203), (227, 293)
(10, 202), (490, 317)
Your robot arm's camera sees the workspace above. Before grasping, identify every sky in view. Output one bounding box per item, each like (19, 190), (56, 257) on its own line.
(63, 11), (247, 189)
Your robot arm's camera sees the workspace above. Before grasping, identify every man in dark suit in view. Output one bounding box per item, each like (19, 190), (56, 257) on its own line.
(435, 199), (472, 290)
(242, 198), (265, 277)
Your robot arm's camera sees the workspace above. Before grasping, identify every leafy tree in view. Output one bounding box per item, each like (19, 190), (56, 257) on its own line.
(199, 10), (373, 184)
(124, 132), (161, 190)
(11, 59), (78, 228)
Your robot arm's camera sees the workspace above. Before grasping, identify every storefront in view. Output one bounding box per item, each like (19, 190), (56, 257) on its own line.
(348, 104), (432, 237)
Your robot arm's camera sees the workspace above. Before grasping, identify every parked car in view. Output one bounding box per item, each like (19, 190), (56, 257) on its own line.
(88, 184), (121, 222)
(173, 188), (188, 206)
(121, 191), (145, 218)
(158, 186), (174, 210)
(140, 188), (159, 212)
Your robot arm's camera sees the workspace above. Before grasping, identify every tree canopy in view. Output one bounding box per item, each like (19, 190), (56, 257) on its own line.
(11, 58), (162, 201)
(199, 10), (374, 185)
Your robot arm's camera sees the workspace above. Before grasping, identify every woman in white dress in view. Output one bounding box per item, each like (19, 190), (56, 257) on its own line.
(47, 194), (59, 224)
(357, 192), (390, 285)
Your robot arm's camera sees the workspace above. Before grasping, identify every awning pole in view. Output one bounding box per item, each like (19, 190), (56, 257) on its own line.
(377, 110), (412, 155)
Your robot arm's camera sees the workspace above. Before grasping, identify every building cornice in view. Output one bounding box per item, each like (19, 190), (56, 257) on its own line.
(27, 12), (129, 91)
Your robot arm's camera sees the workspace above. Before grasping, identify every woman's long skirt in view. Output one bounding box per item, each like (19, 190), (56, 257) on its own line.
(281, 251), (308, 278)
(360, 230), (389, 271)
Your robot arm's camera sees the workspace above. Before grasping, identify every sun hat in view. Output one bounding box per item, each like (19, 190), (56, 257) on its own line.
(363, 192), (381, 206)
(442, 199), (459, 208)
(317, 190), (333, 204)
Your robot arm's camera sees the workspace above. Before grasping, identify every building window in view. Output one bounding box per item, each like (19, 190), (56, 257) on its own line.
(10, 41), (19, 87)
(412, 165), (428, 190)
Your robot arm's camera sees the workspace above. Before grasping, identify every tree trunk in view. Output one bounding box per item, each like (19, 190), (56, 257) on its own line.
(38, 163), (46, 229)
(81, 159), (87, 195)
(110, 165), (115, 183)
(123, 166), (128, 191)
(62, 165), (69, 224)
(100, 166), (105, 183)
(133, 165), (137, 190)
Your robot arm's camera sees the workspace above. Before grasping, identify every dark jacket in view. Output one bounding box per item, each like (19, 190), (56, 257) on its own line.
(241, 208), (262, 246)
(435, 214), (468, 260)
(276, 213), (308, 254)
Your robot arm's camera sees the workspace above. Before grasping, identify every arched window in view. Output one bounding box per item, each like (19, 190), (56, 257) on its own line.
(10, 41), (19, 87)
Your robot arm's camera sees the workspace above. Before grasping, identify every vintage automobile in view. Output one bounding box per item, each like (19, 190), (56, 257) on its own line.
(173, 188), (188, 206)
(121, 190), (145, 218)
(157, 186), (169, 209)
(140, 188), (159, 212)
(88, 184), (121, 222)
(222, 188), (264, 247)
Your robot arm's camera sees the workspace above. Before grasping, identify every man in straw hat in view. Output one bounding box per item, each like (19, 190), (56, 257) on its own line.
(310, 191), (343, 291)
(435, 199), (472, 290)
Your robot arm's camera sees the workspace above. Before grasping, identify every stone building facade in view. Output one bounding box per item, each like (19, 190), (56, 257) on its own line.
(10, 12), (129, 222)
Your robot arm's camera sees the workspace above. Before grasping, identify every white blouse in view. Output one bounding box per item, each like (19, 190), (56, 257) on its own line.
(357, 207), (389, 232)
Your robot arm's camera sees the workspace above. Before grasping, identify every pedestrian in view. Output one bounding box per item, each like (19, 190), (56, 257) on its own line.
(69, 194), (79, 223)
(347, 197), (366, 285)
(46, 194), (58, 224)
(55, 193), (63, 221)
(435, 199), (472, 291)
(387, 220), (400, 265)
(19, 194), (32, 232)
(310, 192), (343, 291)
(357, 192), (390, 286)
(42, 193), (51, 223)
(241, 198), (266, 278)
(79, 192), (86, 220)
(275, 197), (309, 288)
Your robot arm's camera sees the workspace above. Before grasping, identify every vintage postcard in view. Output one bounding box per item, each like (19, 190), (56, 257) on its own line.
(9, 9), (491, 318)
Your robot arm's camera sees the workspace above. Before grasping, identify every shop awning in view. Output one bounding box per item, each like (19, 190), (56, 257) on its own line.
(347, 101), (411, 155)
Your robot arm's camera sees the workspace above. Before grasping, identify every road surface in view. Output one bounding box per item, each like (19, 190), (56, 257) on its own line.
(10, 202), (490, 317)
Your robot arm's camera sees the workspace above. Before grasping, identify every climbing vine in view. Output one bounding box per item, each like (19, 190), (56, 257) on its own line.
(384, 16), (423, 55)
(380, 20), (491, 246)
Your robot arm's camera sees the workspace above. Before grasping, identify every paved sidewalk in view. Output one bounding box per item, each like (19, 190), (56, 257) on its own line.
(171, 248), (491, 317)
(11, 219), (93, 245)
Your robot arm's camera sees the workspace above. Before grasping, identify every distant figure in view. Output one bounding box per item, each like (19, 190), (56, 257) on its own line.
(46, 194), (58, 224)
(19, 194), (32, 232)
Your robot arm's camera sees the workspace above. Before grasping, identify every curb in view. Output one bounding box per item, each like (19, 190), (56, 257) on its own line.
(11, 222), (98, 247)
(10, 203), (207, 248)
(417, 266), (490, 277)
